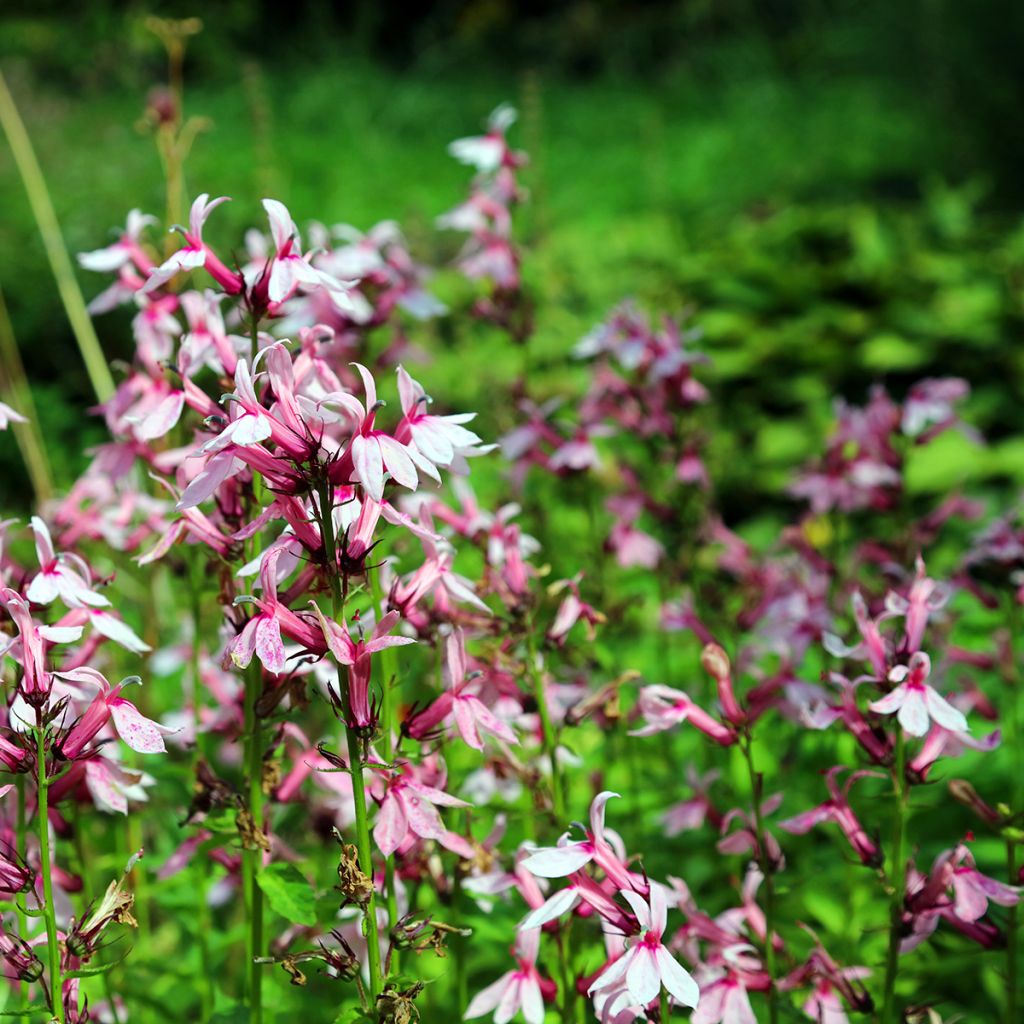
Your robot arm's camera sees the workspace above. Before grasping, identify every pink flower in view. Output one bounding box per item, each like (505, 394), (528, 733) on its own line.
(406, 628), (517, 750)
(394, 365), (487, 473)
(330, 364), (439, 502)
(25, 516), (109, 608)
(143, 193), (242, 295)
(78, 209), (156, 275)
(588, 887), (700, 1010)
(373, 766), (473, 858)
(315, 607), (416, 730)
(56, 668), (174, 759)
(0, 588), (83, 706)
(464, 927), (548, 1024)
(868, 652), (968, 737)
(630, 685), (737, 746)
(778, 767), (882, 867)
(521, 792), (635, 891)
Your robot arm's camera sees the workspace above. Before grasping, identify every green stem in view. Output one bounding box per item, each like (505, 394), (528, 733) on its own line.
(370, 568), (401, 955)
(1008, 840), (1019, 1024)
(740, 735), (778, 1024)
(314, 477), (384, 999)
(881, 730), (909, 1024)
(35, 727), (64, 1022)
(0, 72), (115, 403)
(0, 285), (53, 503)
(526, 624), (565, 821)
(660, 988), (671, 1022)
(242, 662), (265, 1024)
(345, 724), (384, 999)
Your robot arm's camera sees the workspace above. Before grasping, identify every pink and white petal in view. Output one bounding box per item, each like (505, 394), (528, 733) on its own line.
(778, 805), (833, 834)
(135, 391), (184, 441)
(178, 450), (239, 509)
(91, 612), (151, 654)
(351, 434), (385, 502)
(453, 699), (484, 751)
(588, 951), (632, 995)
(590, 790), (621, 840)
(520, 887), (581, 930)
(254, 615), (286, 675)
(373, 793), (407, 856)
(950, 876), (989, 922)
(494, 975), (524, 1024)
(29, 516), (56, 565)
(655, 946), (700, 1008)
(25, 572), (60, 605)
(625, 947), (660, 1006)
(85, 761), (127, 814)
(110, 700), (168, 754)
(869, 686), (906, 716)
(897, 689), (930, 736)
(521, 842), (594, 878)
(924, 687), (969, 733)
(464, 973), (513, 1020)
(378, 436), (418, 490)
(351, 362), (377, 409)
(37, 625), (85, 644)
(620, 890), (653, 932)
(520, 976), (545, 1024)
(404, 793), (447, 841)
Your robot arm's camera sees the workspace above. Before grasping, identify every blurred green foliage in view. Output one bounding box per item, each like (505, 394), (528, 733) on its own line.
(3, 6), (1024, 515)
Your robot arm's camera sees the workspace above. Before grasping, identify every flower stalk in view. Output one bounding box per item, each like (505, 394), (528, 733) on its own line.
(35, 726), (64, 1023)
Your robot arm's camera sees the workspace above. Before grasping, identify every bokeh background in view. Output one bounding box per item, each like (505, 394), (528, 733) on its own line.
(2, 0), (1024, 515)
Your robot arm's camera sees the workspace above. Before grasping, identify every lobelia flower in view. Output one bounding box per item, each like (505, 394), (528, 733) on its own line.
(521, 791), (637, 892)
(778, 767), (882, 867)
(0, 588), (84, 707)
(25, 516), (109, 608)
(142, 193), (243, 295)
(405, 628), (517, 751)
(943, 843), (1021, 922)
(77, 209), (156, 276)
(883, 555), (950, 656)
(394, 365), (489, 474)
(868, 652), (968, 737)
(226, 549), (292, 676)
(314, 607), (416, 731)
(372, 763), (475, 859)
(55, 668), (174, 759)
(630, 684), (737, 746)
(588, 886), (700, 1011)
(463, 927), (550, 1024)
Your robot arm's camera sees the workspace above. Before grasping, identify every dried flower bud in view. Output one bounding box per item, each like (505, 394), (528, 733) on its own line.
(333, 830), (373, 907)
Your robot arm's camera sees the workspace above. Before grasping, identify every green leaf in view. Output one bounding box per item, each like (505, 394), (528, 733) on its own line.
(257, 863), (317, 926)
(64, 950), (130, 980)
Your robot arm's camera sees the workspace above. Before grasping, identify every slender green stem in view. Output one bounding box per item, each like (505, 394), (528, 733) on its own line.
(314, 477), (384, 999)
(370, 568), (401, 953)
(0, 285), (53, 502)
(881, 730), (909, 1024)
(0, 72), (115, 403)
(345, 724), (384, 998)
(242, 661), (265, 1024)
(1008, 840), (1019, 1024)
(526, 624), (565, 820)
(1007, 596), (1021, 1024)
(660, 988), (671, 1022)
(35, 727), (64, 1022)
(740, 735), (778, 1024)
